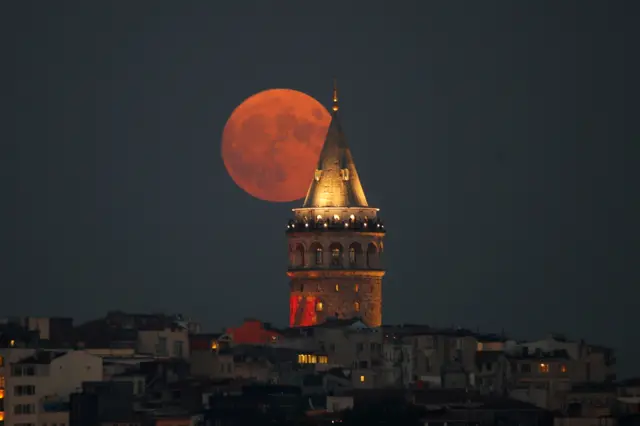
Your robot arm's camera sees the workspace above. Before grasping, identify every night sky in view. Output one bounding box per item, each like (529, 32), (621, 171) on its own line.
(2, 2), (638, 376)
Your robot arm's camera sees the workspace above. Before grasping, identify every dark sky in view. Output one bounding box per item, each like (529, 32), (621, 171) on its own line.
(2, 2), (637, 375)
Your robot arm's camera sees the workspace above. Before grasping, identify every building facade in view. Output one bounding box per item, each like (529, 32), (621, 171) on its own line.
(2, 349), (102, 426)
(286, 82), (386, 328)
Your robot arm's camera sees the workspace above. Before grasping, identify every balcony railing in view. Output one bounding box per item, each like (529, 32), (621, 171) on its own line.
(286, 218), (386, 233)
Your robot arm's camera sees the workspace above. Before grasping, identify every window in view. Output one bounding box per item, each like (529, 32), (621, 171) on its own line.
(0, 356), (3, 367)
(156, 337), (168, 356)
(315, 247), (323, 265)
(14, 403), (35, 414)
(211, 340), (219, 350)
(173, 341), (184, 358)
(360, 375), (365, 383)
(335, 284), (340, 292)
(316, 301), (324, 312)
(298, 354), (318, 364)
(349, 248), (356, 265)
(356, 343), (363, 352)
(539, 363), (549, 373)
(331, 248), (342, 266)
(561, 364), (568, 373)
(12, 366), (23, 376)
(354, 301), (360, 312)
(521, 363), (531, 373)
(14, 385), (36, 396)
(354, 284), (359, 292)
(0, 375), (5, 387)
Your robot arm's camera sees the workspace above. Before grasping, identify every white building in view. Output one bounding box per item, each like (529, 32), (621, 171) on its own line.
(1, 349), (102, 426)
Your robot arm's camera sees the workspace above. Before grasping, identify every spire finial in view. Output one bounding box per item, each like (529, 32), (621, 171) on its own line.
(332, 78), (339, 112)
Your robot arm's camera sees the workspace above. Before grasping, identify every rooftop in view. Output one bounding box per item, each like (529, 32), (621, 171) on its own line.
(301, 81), (370, 209)
(16, 351), (67, 365)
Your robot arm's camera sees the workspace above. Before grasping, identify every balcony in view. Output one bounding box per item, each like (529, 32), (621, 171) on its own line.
(286, 218), (386, 234)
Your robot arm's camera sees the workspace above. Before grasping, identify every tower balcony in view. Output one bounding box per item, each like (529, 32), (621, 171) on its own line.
(286, 218), (386, 234)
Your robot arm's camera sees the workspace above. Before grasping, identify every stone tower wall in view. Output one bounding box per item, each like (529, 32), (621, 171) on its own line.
(286, 230), (385, 327)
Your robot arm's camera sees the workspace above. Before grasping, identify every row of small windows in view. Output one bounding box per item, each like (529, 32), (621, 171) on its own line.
(14, 385), (36, 396)
(11, 365), (35, 376)
(298, 283), (364, 293)
(291, 242), (380, 267)
(298, 354), (329, 364)
(14, 403), (36, 414)
(315, 300), (360, 312)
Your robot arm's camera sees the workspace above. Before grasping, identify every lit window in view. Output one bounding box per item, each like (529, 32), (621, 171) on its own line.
(0, 356), (3, 367)
(9, 340), (15, 347)
(0, 389), (4, 399)
(317, 215), (322, 220)
(315, 247), (323, 265)
(298, 354), (320, 364)
(349, 248), (356, 265)
(335, 284), (340, 292)
(539, 363), (549, 373)
(354, 284), (359, 292)
(360, 375), (365, 383)
(319, 356), (328, 364)
(316, 301), (324, 312)
(354, 301), (360, 312)
(331, 248), (342, 266)
(211, 341), (218, 350)
(333, 215), (340, 221)
(477, 342), (484, 351)
(561, 364), (567, 373)
(0, 411), (4, 421)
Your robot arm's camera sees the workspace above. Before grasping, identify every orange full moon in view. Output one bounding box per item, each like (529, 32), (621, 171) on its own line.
(221, 89), (331, 202)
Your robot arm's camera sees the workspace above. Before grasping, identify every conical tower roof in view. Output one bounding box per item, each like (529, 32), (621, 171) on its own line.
(302, 81), (369, 208)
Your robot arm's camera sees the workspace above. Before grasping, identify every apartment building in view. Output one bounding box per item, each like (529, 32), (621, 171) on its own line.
(137, 328), (189, 360)
(2, 350), (102, 426)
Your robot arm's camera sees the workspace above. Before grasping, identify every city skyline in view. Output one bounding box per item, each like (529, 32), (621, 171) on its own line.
(2, 1), (636, 378)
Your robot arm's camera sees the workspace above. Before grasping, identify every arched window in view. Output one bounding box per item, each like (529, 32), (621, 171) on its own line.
(354, 301), (360, 312)
(332, 248), (341, 265)
(316, 301), (324, 312)
(329, 243), (343, 267)
(349, 242), (363, 267)
(315, 247), (323, 265)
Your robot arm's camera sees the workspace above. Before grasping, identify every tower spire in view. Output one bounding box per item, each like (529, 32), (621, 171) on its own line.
(301, 79), (368, 208)
(332, 78), (339, 112)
